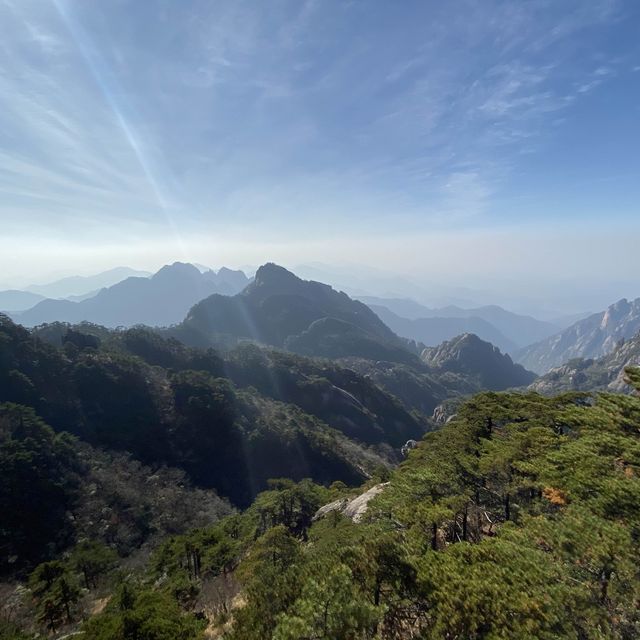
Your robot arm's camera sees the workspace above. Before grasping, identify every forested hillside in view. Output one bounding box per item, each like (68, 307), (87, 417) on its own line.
(3, 355), (639, 638)
(2, 0), (638, 636)
(1, 315), (416, 514)
(173, 263), (421, 362)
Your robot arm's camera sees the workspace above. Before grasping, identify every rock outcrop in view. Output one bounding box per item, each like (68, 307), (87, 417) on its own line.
(516, 298), (640, 374)
(313, 483), (389, 523)
(421, 333), (536, 390)
(529, 331), (640, 395)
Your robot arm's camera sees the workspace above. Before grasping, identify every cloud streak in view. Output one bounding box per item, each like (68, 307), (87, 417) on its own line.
(0, 0), (638, 285)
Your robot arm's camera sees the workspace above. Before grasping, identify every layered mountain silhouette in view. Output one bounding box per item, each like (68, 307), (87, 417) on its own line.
(0, 290), (46, 312)
(360, 296), (558, 349)
(13, 263), (249, 328)
(515, 298), (640, 374)
(25, 266), (151, 299)
(174, 263), (420, 363)
(369, 304), (517, 354)
(421, 333), (536, 390)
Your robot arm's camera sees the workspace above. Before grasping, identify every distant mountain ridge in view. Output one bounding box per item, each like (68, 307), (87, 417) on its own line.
(13, 262), (250, 328)
(515, 298), (640, 374)
(369, 304), (517, 354)
(174, 263), (420, 363)
(25, 266), (151, 298)
(359, 296), (559, 349)
(0, 290), (46, 312)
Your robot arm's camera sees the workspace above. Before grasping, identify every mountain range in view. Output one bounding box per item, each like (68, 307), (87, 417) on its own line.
(0, 289), (47, 312)
(515, 297), (640, 374)
(173, 263), (421, 363)
(360, 296), (560, 349)
(0, 267), (150, 312)
(529, 329), (640, 395)
(8, 261), (639, 390)
(24, 266), (151, 299)
(369, 304), (518, 354)
(11, 263), (250, 328)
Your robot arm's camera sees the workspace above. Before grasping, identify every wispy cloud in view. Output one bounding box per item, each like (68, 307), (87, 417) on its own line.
(0, 0), (634, 252)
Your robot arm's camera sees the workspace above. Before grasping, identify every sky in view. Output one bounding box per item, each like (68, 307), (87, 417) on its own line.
(0, 0), (639, 312)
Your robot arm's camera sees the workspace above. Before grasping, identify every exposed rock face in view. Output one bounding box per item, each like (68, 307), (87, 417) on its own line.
(421, 333), (536, 390)
(516, 298), (640, 374)
(432, 404), (449, 425)
(401, 440), (418, 457)
(432, 403), (458, 425)
(313, 483), (389, 523)
(529, 331), (640, 395)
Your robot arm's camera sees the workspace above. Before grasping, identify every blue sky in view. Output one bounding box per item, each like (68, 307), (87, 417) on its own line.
(1, 0), (639, 307)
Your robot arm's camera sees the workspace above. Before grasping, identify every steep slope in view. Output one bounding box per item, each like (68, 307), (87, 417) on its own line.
(515, 298), (640, 374)
(0, 402), (232, 572)
(370, 304), (517, 353)
(341, 358), (453, 416)
(13, 263), (250, 328)
(421, 333), (536, 390)
(29, 322), (427, 449)
(141, 381), (640, 640)
(223, 343), (426, 448)
(177, 263), (419, 363)
(529, 330), (640, 395)
(0, 315), (402, 507)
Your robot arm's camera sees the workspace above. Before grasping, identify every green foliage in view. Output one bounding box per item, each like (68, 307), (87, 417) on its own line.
(70, 540), (118, 589)
(415, 535), (581, 639)
(625, 365), (640, 391)
(6, 301), (640, 639)
(82, 583), (206, 640)
(229, 526), (303, 640)
(1, 315), (388, 512)
(250, 478), (329, 539)
(72, 350), (168, 458)
(225, 343), (426, 448)
(29, 560), (81, 632)
(0, 621), (34, 640)
(224, 370), (640, 639)
(0, 403), (81, 571)
(273, 563), (379, 640)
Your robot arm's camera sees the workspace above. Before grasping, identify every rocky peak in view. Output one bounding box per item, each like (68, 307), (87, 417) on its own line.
(515, 297), (640, 375)
(422, 333), (536, 390)
(601, 298), (631, 329)
(313, 483), (389, 524)
(241, 263), (307, 299)
(152, 262), (201, 282)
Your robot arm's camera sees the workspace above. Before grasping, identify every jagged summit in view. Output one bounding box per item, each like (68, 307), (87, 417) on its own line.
(515, 297), (640, 374)
(178, 263), (418, 362)
(153, 262), (202, 280)
(422, 333), (536, 390)
(530, 330), (640, 395)
(12, 263), (250, 328)
(252, 262), (297, 285)
(243, 263), (306, 296)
